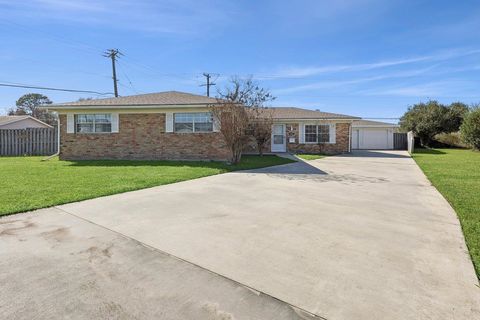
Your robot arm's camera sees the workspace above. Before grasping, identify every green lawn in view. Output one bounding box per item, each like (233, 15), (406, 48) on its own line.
(413, 148), (480, 278)
(0, 155), (294, 217)
(296, 154), (326, 160)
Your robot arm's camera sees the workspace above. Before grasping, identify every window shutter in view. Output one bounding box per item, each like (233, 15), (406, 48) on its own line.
(66, 114), (75, 133)
(329, 123), (336, 144)
(213, 114), (220, 132)
(165, 112), (174, 132)
(299, 123), (305, 143)
(111, 113), (119, 133)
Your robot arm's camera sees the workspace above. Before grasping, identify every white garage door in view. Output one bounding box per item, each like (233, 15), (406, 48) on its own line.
(352, 128), (393, 150)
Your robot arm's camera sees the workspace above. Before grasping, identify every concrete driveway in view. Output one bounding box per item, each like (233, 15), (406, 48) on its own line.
(1, 150), (479, 319)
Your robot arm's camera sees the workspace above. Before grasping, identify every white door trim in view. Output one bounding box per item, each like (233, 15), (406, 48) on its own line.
(352, 129), (360, 149)
(271, 124), (286, 152)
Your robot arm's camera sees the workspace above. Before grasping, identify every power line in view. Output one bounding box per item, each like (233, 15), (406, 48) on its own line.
(0, 19), (103, 57)
(0, 82), (113, 95)
(361, 117), (401, 120)
(117, 60), (141, 94)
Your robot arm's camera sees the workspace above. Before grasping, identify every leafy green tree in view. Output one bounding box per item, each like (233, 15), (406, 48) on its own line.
(445, 102), (469, 132)
(400, 100), (468, 146)
(8, 93), (56, 125)
(460, 107), (480, 150)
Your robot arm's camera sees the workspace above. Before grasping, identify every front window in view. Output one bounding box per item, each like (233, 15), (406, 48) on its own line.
(304, 124), (330, 143)
(174, 112), (213, 133)
(75, 114), (112, 133)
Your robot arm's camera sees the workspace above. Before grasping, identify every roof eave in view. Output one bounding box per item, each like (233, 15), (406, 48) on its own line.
(352, 124), (399, 128)
(40, 102), (222, 110)
(274, 117), (360, 121)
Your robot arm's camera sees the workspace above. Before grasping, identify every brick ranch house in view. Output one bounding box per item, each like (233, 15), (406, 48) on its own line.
(43, 91), (362, 161)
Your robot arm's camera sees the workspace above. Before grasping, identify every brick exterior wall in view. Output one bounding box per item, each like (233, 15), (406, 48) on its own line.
(244, 122), (351, 155)
(59, 114), (231, 160)
(286, 122), (351, 154)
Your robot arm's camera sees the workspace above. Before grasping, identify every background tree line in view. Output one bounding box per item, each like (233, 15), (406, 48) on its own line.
(8, 93), (57, 126)
(400, 100), (480, 150)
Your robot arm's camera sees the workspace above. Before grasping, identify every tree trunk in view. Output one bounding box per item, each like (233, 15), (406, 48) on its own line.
(230, 144), (243, 164)
(420, 136), (432, 147)
(257, 142), (264, 156)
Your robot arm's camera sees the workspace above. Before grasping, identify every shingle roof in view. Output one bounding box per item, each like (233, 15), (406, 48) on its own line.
(270, 107), (359, 120)
(0, 115), (31, 126)
(51, 91), (220, 107)
(353, 119), (399, 127)
(46, 90), (360, 120)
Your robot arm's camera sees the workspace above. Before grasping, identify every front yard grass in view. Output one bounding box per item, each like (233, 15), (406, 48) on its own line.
(413, 148), (480, 278)
(296, 154), (326, 160)
(0, 155), (295, 217)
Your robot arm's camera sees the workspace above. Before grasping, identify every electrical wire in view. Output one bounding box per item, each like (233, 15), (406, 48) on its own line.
(0, 82), (113, 95)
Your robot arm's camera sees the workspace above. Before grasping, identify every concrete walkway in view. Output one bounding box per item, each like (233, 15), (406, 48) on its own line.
(1, 150), (479, 319)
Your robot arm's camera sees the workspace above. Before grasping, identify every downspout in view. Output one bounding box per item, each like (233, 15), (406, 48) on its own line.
(42, 112), (60, 161)
(348, 120), (352, 153)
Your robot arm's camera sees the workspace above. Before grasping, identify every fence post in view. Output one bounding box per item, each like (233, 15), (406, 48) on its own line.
(407, 131), (414, 154)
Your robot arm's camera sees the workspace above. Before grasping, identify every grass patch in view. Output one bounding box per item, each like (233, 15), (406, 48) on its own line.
(0, 155), (294, 216)
(413, 148), (480, 278)
(296, 154), (326, 160)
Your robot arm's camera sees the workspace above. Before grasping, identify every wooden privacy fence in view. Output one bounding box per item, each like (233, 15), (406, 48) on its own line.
(0, 127), (58, 156)
(393, 132), (408, 150)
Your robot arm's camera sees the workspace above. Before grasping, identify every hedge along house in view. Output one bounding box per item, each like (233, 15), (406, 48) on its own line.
(43, 91), (360, 161)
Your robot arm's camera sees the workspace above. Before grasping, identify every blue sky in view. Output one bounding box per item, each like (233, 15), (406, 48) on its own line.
(0, 0), (479, 121)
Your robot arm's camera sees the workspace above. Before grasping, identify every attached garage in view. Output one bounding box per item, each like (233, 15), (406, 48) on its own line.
(352, 120), (399, 150)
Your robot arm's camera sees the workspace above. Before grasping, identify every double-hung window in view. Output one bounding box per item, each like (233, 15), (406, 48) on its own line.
(304, 124), (330, 143)
(174, 112), (213, 133)
(75, 114), (112, 133)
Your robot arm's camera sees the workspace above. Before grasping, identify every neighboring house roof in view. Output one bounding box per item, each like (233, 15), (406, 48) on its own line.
(352, 119), (399, 127)
(47, 91), (220, 109)
(270, 107), (360, 120)
(0, 115), (52, 128)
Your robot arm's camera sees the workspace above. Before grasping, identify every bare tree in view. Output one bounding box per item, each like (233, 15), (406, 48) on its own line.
(212, 77), (275, 162)
(248, 107), (274, 156)
(220, 76), (275, 108)
(210, 101), (250, 164)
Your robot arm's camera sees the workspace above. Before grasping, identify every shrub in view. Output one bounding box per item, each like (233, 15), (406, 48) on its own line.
(460, 108), (480, 150)
(434, 132), (468, 148)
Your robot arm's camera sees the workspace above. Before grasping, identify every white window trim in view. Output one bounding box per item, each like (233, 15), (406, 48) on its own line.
(74, 113), (113, 134)
(303, 124), (332, 144)
(173, 112), (214, 134)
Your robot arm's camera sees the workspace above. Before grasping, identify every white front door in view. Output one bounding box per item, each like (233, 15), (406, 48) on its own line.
(271, 124), (286, 152)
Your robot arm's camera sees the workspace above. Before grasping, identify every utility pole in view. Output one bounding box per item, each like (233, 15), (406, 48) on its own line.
(200, 73), (216, 97)
(103, 49), (123, 97)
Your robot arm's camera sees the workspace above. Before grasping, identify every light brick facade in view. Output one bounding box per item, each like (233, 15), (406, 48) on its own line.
(59, 114), (231, 160)
(50, 92), (358, 161)
(285, 122), (351, 154)
(245, 122), (351, 155)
